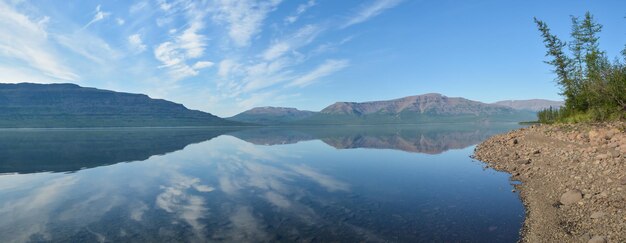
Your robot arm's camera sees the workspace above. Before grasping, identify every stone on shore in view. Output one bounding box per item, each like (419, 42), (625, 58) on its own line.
(590, 212), (606, 219)
(588, 236), (607, 243)
(560, 189), (583, 205)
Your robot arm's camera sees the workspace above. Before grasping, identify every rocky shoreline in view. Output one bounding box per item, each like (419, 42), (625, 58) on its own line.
(474, 122), (625, 242)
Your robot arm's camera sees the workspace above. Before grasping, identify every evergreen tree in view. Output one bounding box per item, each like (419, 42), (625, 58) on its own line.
(534, 18), (576, 110)
(534, 12), (626, 122)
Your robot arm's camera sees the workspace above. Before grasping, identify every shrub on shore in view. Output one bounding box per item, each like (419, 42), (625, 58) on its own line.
(535, 12), (626, 123)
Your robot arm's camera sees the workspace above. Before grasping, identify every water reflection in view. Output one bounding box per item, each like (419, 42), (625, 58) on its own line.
(230, 123), (520, 154)
(0, 124), (524, 242)
(0, 128), (238, 174)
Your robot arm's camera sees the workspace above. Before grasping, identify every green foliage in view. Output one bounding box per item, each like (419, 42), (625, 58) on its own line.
(537, 106), (564, 123)
(534, 12), (626, 123)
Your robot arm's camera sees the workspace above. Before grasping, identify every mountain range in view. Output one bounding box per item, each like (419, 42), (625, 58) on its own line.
(0, 83), (241, 127)
(0, 83), (561, 127)
(227, 107), (316, 125)
(229, 93), (557, 125)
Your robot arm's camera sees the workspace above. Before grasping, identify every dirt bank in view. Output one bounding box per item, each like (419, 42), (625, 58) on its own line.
(474, 122), (626, 242)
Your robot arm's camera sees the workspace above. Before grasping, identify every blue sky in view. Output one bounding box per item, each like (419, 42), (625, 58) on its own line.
(0, 0), (624, 116)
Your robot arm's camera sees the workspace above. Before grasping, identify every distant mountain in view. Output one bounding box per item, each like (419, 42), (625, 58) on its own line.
(493, 99), (564, 111)
(227, 106), (316, 125)
(295, 93), (536, 124)
(0, 83), (242, 128)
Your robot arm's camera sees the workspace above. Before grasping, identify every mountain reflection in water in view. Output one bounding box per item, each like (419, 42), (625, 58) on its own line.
(230, 123), (520, 154)
(0, 128), (236, 174)
(0, 123), (519, 174)
(0, 123), (524, 242)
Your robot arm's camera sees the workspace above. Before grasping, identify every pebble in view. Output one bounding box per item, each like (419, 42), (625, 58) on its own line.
(560, 189), (583, 205)
(590, 212), (606, 219)
(588, 236), (607, 243)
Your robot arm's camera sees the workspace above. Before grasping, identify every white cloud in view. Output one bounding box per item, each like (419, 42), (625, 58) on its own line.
(178, 22), (206, 58)
(213, 24), (325, 105)
(129, 202), (148, 221)
(156, 16), (173, 27)
(342, 0), (402, 28)
(262, 42), (290, 61)
(241, 59), (293, 92)
(237, 91), (277, 110)
(226, 207), (269, 241)
(54, 31), (122, 64)
(153, 4), (209, 81)
(153, 46), (212, 80)
(0, 2), (79, 82)
(0, 175), (80, 242)
(312, 35), (354, 56)
(284, 0), (316, 24)
(83, 4), (111, 29)
(156, 174), (212, 238)
(116, 18), (125, 25)
(128, 34), (147, 53)
(288, 164), (349, 192)
(218, 59), (239, 78)
(288, 59), (349, 88)
(262, 24), (322, 61)
(154, 42), (198, 80)
(192, 61), (214, 69)
(129, 1), (148, 13)
(211, 0), (282, 47)
(158, 0), (172, 11)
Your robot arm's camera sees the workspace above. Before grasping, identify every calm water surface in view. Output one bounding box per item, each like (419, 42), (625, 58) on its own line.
(0, 124), (524, 242)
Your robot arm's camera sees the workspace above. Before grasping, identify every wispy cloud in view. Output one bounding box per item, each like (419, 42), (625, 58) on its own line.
(218, 59), (240, 78)
(153, 3), (211, 80)
(262, 24), (322, 61)
(212, 23), (325, 102)
(156, 173), (212, 240)
(312, 35), (355, 56)
(288, 59), (349, 88)
(129, 1), (149, 13)
(237, 91), (278, 110)
(342, 0), (402, 28)
(128, 34), (147, 53)
(192, 61), (214, 69)
(0, 1), (79, 82)
(178, 21), (206, 58)
(154, 42), (199, 80)
(211, 19), (334, 112)
(211, 0), (282, 47)
(54, 31), (122, 64)
(158, 0), (173, 11)
(83, 5), (110, 29)
(284, 0), (316, 24)
(0, 0), (381, 115)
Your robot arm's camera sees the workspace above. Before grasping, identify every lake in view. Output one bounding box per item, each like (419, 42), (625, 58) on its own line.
(0, 124), (525, 242)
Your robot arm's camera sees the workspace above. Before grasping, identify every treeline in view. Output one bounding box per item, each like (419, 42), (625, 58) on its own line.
(537, 106), (564, 124)
(535, 12), (626, 123)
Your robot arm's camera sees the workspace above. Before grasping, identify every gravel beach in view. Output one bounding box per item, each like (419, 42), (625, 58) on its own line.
(474, 122), (626, 242)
